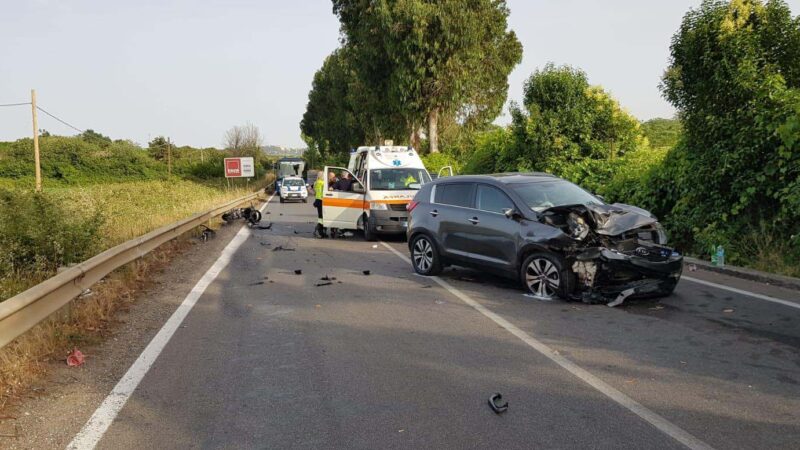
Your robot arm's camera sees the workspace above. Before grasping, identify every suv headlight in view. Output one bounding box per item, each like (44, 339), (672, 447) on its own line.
(370, 202), (388, 210)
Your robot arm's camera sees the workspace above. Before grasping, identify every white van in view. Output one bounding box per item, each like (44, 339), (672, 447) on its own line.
(322, 146), (431, 240)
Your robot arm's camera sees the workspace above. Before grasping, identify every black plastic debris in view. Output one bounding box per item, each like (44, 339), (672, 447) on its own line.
(259, 242), (271, 246)
(488, 393), (508, 414)
(316, 282), (333, 287)
(273, 246), (295, 252)
(254, 223), (273, 230)
(362, 270), (371, 276)
(249, 281), (265, 286)
(199, 225), (216, 242)
(294, 269), (303, 275)
(320, 275), (337, 281)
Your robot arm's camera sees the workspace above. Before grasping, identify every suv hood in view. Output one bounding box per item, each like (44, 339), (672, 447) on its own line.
(541, 203), (658, 236)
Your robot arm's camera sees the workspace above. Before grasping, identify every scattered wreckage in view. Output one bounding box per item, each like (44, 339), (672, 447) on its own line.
(538, 203), (683, 306)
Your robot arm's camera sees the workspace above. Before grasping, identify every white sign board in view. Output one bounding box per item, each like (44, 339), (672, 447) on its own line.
(224, 157), (255, 178)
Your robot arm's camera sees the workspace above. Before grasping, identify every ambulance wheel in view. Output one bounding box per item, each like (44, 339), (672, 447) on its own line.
(363, 214), (377, 242)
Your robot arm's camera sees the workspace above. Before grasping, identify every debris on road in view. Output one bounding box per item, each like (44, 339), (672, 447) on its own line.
(294, 269), (303, 275)
(249, 281), (265, 286)
(66, 349), (85, 367)
(723, 308), (735, 313)
(372, 244), (378, 249)
(607, 288), (636, 308)
(321, 275), (337, 281)
(273, 245), (295, 252)
(649, 305), (665, 311)
(689, 264), (697, 272)
(362, 270), (371, 275)
(199, 225), (216, 242)
(260, 241), (271, 246)
(253, 223), (273, 230)
(488, 393), (508, 414)
(316, 282), (333, 287)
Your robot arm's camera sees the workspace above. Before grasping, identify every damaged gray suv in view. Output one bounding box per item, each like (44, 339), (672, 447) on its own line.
(406, 173), (682, 305)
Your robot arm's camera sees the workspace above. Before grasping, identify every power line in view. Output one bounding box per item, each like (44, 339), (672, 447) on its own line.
(35, 105), (84, 133)
(0, 102), (31, 107)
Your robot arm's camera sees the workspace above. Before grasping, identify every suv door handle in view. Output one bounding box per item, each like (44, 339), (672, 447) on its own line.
(468, 217), (480, 225)
(430, 210), (439, 217)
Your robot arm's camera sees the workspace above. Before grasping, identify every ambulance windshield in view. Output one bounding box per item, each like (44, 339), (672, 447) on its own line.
(369, 168), (431, 190)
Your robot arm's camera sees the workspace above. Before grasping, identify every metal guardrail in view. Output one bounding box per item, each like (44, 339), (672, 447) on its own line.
(0, 192), (262, 349)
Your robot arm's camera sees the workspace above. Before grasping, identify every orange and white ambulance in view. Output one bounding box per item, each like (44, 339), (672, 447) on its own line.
(322, 146), (432, 241)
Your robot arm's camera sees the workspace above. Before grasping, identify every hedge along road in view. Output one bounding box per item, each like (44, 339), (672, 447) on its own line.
(68, 196), (800, 450)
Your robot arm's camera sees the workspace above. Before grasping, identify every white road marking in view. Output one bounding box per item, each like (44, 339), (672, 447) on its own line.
(682, 276), (800, 311)
(381, 241), (714, 450)
(67, 194), (275, 450)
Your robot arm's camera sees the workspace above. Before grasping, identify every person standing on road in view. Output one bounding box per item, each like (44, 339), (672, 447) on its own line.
(312, 172), (327, 238)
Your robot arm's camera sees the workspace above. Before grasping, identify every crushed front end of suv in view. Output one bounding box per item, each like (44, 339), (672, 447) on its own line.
(406, 174), (682, 306)
(537, 202), (682, 305)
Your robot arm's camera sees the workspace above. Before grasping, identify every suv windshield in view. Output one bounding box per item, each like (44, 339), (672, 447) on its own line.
(512, 180), (603, 212)
(283, 179), (305, 187)
(369, 168), (431, 191)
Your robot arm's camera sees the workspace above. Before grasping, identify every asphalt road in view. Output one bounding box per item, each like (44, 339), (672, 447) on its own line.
(78, 197), (800, 449)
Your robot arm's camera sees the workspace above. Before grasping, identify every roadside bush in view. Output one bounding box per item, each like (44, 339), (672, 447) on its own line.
(421, 152), (463, 176)
(0, 189), (104, 300)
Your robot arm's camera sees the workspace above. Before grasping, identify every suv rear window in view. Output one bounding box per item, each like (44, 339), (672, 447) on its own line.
(434, 183), (474, 208)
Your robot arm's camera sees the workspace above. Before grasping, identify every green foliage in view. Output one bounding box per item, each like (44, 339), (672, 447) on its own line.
(80, 129), (112, 147)
(148, 136), (170, 161)
(300, 49), (378, 160)
(0, 189), (104, 298)
(496, 64), (643, 173)
(657, 0), (800, 261)
(640, 118), (682, 149)
(0, 137), (165, 184)
(421, 152), (462, 176)
(330, 0), (522, 152)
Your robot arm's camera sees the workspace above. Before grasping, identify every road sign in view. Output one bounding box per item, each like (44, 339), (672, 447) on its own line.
(224, 157), (255, 178)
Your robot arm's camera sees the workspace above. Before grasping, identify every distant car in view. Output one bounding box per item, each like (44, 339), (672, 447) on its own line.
(279, 177), (308, 203)
(406, 173), (682, 305)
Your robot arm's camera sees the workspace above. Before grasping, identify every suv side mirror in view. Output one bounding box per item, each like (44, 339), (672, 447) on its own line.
(353, 182), (365, 193)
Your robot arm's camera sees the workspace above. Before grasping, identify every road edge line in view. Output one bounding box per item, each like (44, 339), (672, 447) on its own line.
(682, 276), (800, 311)
(66, 194), (274, 450)
(381, 241), (714, 450)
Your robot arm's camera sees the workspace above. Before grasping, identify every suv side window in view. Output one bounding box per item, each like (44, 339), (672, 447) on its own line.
(434, 183), (474, 208)
(476, 184), (514, 214)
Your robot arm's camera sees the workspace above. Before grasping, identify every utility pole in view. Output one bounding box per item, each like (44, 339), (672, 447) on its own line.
(31, 89), (42, 192)
(167, 137), (172, 176)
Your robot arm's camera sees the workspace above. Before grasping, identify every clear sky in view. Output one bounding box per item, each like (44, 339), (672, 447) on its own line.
(1, 0), (798, 148)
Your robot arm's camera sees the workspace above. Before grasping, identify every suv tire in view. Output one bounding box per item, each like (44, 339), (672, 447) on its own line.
(411, 234), (443, 276)
(520, 252), (573, 300)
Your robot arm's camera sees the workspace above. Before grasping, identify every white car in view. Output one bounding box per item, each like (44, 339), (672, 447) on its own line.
(279, 177), (308, 203)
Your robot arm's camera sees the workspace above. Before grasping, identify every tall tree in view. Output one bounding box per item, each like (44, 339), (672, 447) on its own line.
(505, 64), (642, 171)
(659, 0), (800, 251)
(332, 0), (522, 153)
(223, 123), (263, 158)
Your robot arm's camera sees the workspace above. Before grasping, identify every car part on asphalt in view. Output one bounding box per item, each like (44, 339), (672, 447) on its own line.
(362, 270), (371, 275)
(272, 246), (295, 252)
(315, 282), (333, 287)
(488, 393), (508, 414)
(294, 269), (302, 275)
